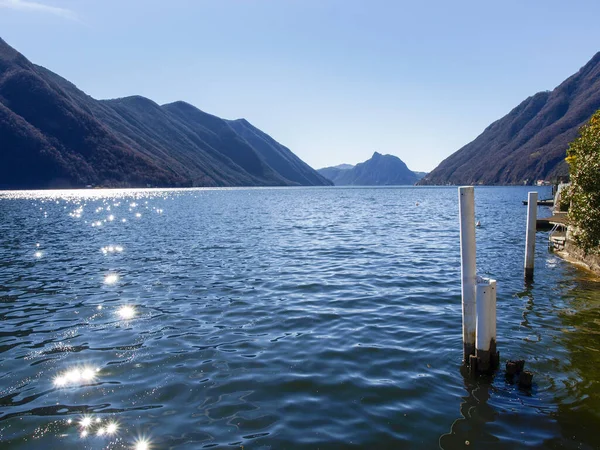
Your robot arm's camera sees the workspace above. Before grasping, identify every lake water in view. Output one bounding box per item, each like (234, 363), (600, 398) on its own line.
(0, 186), (599, 450)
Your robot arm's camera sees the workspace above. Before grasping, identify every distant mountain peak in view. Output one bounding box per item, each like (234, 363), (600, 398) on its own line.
(162, 100), (196, 110)
(318, 153), (421, 186)
(110, 95), (160, 107)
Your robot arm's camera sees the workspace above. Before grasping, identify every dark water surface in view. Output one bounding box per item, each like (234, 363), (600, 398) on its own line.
(0, 186), (599, 449)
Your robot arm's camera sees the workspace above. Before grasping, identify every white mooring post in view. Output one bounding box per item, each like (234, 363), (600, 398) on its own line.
(458, 186), (477, 362)
(474, 278), (498, 372)
(524, 191), (538, 281)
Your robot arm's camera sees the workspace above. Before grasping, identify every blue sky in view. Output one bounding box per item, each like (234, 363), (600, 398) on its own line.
(1, 0), (600, 171)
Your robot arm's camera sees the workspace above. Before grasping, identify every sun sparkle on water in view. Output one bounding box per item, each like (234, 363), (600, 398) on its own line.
(53, 375), (67, 387)
(80, 416), (92, 428)
(53, 366), (99, 388)
(101, 245), (124, 254)
(104, 273), (119, 285)
(117, 305), (136, 320)
(106, 422), (118, 435)
(134, 438), (151, 450)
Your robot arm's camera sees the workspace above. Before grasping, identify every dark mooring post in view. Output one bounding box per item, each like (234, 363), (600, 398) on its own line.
(524, 191), (538, 281)
(459, 186), (476, 362)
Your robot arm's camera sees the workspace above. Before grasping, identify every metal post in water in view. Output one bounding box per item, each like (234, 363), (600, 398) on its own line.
(524, 191), (538, 281)
(475, 278), (498, 372)
(458, 186), (477, 362)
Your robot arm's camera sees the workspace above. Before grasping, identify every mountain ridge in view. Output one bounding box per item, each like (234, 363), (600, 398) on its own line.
(419, 51), (600, 185)
(0, 37), (331, 189)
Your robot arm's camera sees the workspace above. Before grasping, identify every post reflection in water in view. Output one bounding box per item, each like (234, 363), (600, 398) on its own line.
(439, 368), (499, 449)
(516, 282), (534, 328)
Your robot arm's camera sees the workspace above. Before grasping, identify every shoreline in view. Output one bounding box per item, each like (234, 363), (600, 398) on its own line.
(555, 241), (600, 277)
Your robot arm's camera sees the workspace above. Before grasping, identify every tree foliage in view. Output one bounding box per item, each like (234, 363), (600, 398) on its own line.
(566, 110), (600, 254)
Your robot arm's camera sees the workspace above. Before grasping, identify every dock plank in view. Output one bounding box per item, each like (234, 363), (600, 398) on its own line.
(536, 213), (568, 230)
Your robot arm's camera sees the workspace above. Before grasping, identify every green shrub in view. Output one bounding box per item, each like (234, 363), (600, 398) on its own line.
(566, 110), (600, 254)
(557, 185), (571, 212)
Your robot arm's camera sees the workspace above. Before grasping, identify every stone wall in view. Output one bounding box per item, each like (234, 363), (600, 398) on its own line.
(557, 232), (600, 275)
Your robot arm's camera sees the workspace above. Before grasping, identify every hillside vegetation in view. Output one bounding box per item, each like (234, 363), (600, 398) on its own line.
(0, 38), (331, 189)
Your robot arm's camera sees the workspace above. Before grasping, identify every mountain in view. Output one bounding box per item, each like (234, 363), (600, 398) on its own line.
(315, 164), (355, 183)
(227, 118), (329, 186)
(331, 164), (355, 170)
(0, 37), (331, 189)
(419, 52), (600, 185)
(318, 152), (421, 185)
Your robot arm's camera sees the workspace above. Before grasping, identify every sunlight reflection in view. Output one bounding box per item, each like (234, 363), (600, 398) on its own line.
(135, 213), (142, 218)
(104, 273), (119, 285)
(0, 187), (187, 202)
(106, 422), (119, 435)
(74, 414), (121, 439)
(66, 369), (81, 383)
(134, 438), (151, 450)
(117, 305), (136, 320)
(81, 367), (96, 380)
(69, 207), (83, 218)
(108, 214), (115, 221)
(100, 245), (124, 254)
(54, 366), (99, 388)
(53, 375), (67, 387)
(34, 251), (43, 258)
(80, 416), (92, 428)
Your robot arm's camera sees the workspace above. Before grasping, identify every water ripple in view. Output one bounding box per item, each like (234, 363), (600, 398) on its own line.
(0, 186), (599, 449)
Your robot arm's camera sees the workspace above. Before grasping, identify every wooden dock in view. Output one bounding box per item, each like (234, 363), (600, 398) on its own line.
(523, 199), (554, 206)
(536, 213), (568, 231)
